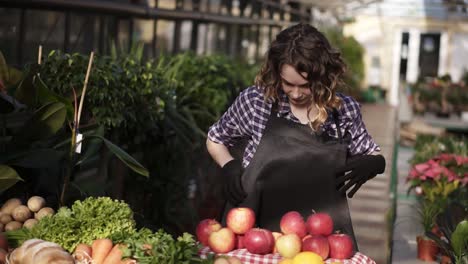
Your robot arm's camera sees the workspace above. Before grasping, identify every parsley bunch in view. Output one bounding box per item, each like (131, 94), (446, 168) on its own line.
(112, 228), (214, 264)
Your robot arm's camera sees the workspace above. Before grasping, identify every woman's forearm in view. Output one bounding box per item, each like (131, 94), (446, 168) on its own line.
(206, 138), (235, 167)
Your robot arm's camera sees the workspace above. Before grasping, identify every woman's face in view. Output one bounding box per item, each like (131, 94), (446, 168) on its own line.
(280, 64), (312, 107)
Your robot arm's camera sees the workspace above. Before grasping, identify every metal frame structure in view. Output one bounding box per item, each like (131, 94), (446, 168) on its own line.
(0, 0), (313, 65)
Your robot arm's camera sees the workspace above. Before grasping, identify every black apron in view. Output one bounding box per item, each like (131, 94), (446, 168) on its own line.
(221, 102), (358, 251)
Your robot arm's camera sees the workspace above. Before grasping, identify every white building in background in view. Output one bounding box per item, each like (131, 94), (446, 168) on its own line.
(342, 0), (468, 106)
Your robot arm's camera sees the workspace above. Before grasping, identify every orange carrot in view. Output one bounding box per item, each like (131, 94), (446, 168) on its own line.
(74, 243), (92, 262)
(102, 244), (126, 264)
(91, 238), (113, 264)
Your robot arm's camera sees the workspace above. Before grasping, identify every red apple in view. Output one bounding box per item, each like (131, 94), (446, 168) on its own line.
(208, 227), (236, 253)
(280, 211), (307, 238)
(236, 235), (245, 249)
(328, 233), (354, 259)
(196, 219), (222, 246)
(306, 212), (333, 236)
(302, 235), (329, 260)
(226, 207), (256, 234)
(275, 233), (302, 258)
(244, 228), (275, 254)
(302, 234), (312, 242)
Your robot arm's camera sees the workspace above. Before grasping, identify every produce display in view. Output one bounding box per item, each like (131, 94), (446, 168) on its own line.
(196, 207), (357, 263)
(0, 199), (372, 264)
(2, 196), (212, 264)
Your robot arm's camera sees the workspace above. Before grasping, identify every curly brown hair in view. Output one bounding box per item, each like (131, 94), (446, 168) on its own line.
(255, 23), (346, 130)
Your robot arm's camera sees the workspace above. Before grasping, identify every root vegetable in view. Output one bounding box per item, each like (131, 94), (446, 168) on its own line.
(27, 196), (46, 212)
(4, 221), (22, 231)
(91, 238), (113, 264)
(74, 243), (92, 262)
(1, 198), (22, 214)
(103, 244), (125, 264)
(0, 214), (12, 225)
(23, 219), (38, 229)
(34, 207), (55, 220)
(6, 239), (74, 264)
(12, 205), (32, 222)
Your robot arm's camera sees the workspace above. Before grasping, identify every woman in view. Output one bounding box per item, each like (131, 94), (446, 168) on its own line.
(206, 23), (385, 249)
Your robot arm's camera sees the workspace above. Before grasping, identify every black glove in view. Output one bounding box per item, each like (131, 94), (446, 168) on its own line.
(336, 154), (386, 198)
(222, 159), (247, 205)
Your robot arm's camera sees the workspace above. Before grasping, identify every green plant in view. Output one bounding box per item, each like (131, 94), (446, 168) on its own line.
(411, 135), (467, 165)
(0, 57), (148, 205)
(418, 199), (444, 233)
(324, 29), (365, 99)
(426, 203), (468, 264)
(0, 51), (23, 92)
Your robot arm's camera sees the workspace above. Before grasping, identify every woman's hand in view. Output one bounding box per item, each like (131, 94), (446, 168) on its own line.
(335, 154), (386, 198)
(222, 159), (247, 205)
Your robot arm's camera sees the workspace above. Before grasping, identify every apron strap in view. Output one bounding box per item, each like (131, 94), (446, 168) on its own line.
(271, 100), (279, 116)
(332, 108), (343, 144)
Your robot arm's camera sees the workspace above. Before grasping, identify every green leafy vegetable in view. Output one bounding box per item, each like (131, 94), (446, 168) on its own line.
(112, 228), (214, 264)
(25, 197), (136, 252)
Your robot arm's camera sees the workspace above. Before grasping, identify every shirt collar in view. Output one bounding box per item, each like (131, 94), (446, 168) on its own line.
(276, 90), (336, 125)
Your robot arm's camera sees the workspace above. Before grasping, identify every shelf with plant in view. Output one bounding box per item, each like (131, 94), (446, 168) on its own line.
(407, 143), (467, 261)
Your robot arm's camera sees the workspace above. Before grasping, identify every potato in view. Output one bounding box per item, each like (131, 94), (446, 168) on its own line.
(35, 207), (55, 220)
(23, 218), (38, 229)
(27, 196), (46, 213)
(4, 221), (22, 231)
(1, 198), (22, 215)
(12, 205), (32, 222)
(0, 214), (12, 225)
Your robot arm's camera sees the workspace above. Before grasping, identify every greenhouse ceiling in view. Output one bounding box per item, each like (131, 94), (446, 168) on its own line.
(292, 0), (468, 17)
(288, 0), (382, 18)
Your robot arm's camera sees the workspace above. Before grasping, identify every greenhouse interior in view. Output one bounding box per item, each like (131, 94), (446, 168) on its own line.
(0, 0), (467, 263)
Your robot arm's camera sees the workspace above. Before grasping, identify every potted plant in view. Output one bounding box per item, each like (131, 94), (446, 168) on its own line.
(426, 203), (468, 264)
(416, 199), (443, 261)
(407, 153), (468, 261)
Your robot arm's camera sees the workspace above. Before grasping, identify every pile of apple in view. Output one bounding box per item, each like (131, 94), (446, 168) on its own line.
(196, 208), (354, 262)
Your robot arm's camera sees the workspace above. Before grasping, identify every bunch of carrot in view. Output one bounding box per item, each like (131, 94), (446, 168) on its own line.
(73, 238), (136, 264)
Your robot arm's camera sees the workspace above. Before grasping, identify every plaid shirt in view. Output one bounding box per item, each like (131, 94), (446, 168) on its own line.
(208, 86), (380, 168)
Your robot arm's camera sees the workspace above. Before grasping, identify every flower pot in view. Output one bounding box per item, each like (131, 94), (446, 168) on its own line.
(417, 235), (439, 262)
(440, 254), (452, 264)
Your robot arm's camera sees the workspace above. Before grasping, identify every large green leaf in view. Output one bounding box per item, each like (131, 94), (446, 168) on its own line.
(14, 71), (37, 107)
(86, 135), (149, 177)
(75, 126), (105, 166)
(0, 165), (22, 193)
(35, 76), (74, 120)
(0, 51), (23, 94)
(451, 220), (468, 258)
(1, 149), (65, 168)
(0, 51), (8, 84)
(13, 102), (66, 145)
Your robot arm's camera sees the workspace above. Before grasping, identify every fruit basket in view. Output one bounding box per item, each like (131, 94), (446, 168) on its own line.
(199, 247), (376, 264)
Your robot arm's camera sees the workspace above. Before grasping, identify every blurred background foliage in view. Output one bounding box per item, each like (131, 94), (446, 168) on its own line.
(0, 29), (364, 235)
